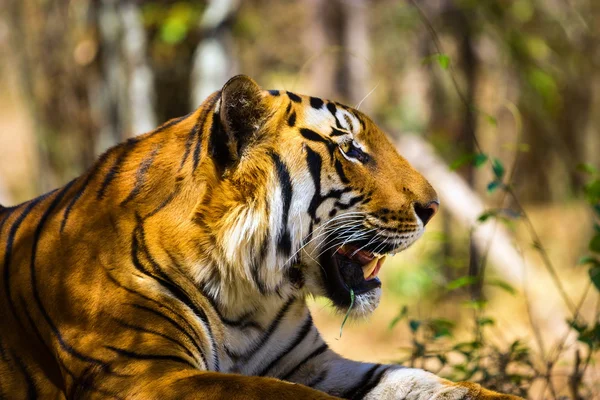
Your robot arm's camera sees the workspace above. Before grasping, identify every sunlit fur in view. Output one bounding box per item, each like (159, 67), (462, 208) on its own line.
(0, 76), (518, 399)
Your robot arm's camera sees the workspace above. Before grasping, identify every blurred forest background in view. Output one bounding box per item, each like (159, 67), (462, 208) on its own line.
(1, 0), (599, 398)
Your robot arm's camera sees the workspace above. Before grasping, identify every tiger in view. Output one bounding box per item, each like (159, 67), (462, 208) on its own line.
(0, 75), (520, 399)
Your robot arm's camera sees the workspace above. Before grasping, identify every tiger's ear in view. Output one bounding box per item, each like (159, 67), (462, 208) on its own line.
(215, 75), (268, 168)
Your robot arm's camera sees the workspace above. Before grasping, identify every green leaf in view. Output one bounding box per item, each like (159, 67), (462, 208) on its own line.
(590, 235), (600, 253)
(389, 305), (408, 330)
(446, 276), (479, 290)
(450, 154), (475, 171)
(527, 68), (558, 110)
(474, 153), (488, 168)
(160, 18), (188, 44)
(594, 204), (600, 217)
(428, 318), (455, 339)
(436, 354), (448, 366)
(568, 318), (588, 333)
(422, 54), (450, 70)
(578, 256), (600, 266)
(451, 153), (488, 170)
(436, 54), (450, 69)
(486, 279), (516, 295)
(485, 115), (497, 126)
(461, 300), (488, 310)
(339, 288), (354, 338)
(577, 163), (598, 175)
(578, 323), (600, 347)
(492, 158), (505, 179)
(477, 210), (498, 223)
(477, 317), (495, 326)
(409, 319), (421, 333)
(584, 180), (600, 203)
(590, 266), (600, 291)
(487, 180), (502, 193)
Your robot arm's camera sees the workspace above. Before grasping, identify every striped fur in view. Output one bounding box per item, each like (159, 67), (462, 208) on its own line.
(0, 76), (520, 399)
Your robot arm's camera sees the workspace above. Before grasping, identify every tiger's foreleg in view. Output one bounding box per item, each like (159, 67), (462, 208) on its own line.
(71, 365), (339, 400)
(277, 336), (522, 400)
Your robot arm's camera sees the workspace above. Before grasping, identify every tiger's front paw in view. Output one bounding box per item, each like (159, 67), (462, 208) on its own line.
(453, 381), (524, 400)
(363, 368), (467, 400)
(363, 368), (523, 400)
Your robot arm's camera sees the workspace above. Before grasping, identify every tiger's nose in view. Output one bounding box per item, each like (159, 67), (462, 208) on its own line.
(414, 201), (439, 226)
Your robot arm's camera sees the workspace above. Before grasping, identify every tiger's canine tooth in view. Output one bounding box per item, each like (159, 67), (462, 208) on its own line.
(362, 258), (378, 279)
(362, 256), (387, 279)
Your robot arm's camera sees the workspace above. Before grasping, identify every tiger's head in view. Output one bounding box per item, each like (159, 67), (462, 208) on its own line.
(195, 75), (438, 316)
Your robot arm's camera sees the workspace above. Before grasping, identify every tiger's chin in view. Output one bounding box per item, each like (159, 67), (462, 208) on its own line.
(303, 234), (422, 317)
(316, 244), (384, 315)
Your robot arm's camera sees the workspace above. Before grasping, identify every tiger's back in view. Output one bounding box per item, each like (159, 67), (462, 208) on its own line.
(0, 107), (221, 397)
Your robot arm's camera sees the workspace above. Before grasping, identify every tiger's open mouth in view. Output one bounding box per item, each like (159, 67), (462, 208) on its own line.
(320, 241), (392, 307)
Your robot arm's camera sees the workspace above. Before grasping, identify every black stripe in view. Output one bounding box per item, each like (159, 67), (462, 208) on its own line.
(120, 145), (160, 206)
(310, 97), (324, 109)
(19, 295), (61, 373)
(3, 196), (47, 329)
(208, 108), (234, 173)
(326, 103), (337, 117)
(192, 124), (203, 172)
(343, 114), (355, 132)
(0, 339), (8, 363)
(132, 219), (218, 370)
(143, 186), (180, 219)
(196, 283), (261, 330)
(287, 91), (302, 103)
(357, 115), (366, 130)
(28, 182), (112, 369)
(227, 297), (296, 361)
(326, 103), (344, 129)
(18, 298), (116, 398)
(111, 316), (197, 362)
(288, 111), (296, 127)
(0, 207), (15, 235)
(330, 127), (347, 137)
(306, 369), (328, 389)
(251, 260), (267, 295)
(269, 152), (293, 257)
(300, 128), (329, 145)
(97, 140), (137, 200)
(350, 366), (390, 400)
(12, 352), (37, 400)
(305, 146), (323, 222)
(128, 304), (208, 369)
(256, 315), (314, 376)
(193, 96), (220, 172)
(61, 151), (112, 232)
(281, 343), (328, 381)
(104, 271), (195, 334)
(105, 346), (196, 369)
(268, 90), (280, 96)
(179, 122), (200, 171)
(334, 159), (350, 184)
(335, 195), (364, 211)
(285, 102), (292, 115)
(152, 112), (192, 135)
(341, 364), (381, 399)
(69, 364), (124, 400)
(251, 231), (270, 295)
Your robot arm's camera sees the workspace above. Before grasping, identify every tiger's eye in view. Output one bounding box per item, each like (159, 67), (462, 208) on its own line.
(340, 141), (369, 163)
